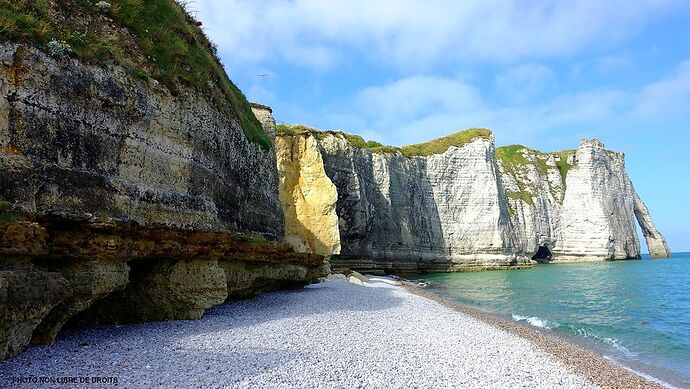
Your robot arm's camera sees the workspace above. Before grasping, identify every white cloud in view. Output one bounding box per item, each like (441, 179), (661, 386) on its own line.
(192, 0), (686, 70)
(312, 61), (690, 147)
(356, 76), (481, 124)
(495, 63), (554, 102)
(633, 61), (690, 119)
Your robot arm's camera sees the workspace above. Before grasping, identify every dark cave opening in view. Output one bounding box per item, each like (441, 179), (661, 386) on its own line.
(531, 245), (553, 263)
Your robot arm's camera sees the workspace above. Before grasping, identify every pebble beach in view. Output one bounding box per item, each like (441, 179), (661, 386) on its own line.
(0, 276), (660, 388)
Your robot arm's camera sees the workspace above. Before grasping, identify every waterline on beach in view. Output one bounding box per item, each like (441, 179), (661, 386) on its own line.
(410, 254), (690, 388)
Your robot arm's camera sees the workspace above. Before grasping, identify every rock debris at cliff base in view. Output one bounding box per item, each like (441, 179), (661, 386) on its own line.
(0, 278), (596, 388)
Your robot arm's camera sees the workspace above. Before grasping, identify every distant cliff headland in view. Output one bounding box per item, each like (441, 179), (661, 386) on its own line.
(0, 0), (669, 362)
(275, 125), (670, 273)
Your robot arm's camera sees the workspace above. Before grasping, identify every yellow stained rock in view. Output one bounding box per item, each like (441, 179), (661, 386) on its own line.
(276, 134), (340, 257)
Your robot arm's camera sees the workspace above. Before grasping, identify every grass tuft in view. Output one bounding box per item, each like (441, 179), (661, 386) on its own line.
(0, 200), (25, 223)
(400, 129), (492, 157)
(0, 0), (270, 150)
(276, 126), (493, 157)
(554, 150), (576, 182)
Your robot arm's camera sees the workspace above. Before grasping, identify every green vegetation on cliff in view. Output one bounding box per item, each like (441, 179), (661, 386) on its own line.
(276, 124), (315, 136)
(496, 146), (576, 182)
(276, 125), (403, 154)
(496, 145), (577, 208)
(554, 150), (576, 182)
(342, 133), (402, 154)
(400, 129), (492, 157)
(0, 0), (270, 150)
(496, 146), (538, 207)
(0, 200), (24, 223)
(277, 125), (492, 157)
(496, 145), (548, 176)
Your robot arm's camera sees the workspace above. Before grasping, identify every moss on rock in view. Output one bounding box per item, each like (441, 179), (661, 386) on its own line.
(277, 126), (492, 157)
(400, 129), (493, 157)
(0, 200), (24, 223)
(0, 0), (269, 149)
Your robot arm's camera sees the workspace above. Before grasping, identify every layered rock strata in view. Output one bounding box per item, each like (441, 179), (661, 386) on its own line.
(0, 43), (326, 360)
(0, 218), (327, 360)
(276, 128), (670, 273)
(0, 44), (283, 237)
(278, 131), (525, 273)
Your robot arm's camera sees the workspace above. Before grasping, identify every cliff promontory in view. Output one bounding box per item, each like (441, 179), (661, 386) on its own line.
(0, 1), (326, 360)
(275, 126), (670, 273)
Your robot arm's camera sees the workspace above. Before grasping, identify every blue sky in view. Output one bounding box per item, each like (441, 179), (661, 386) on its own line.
(193, 0), (690, 252)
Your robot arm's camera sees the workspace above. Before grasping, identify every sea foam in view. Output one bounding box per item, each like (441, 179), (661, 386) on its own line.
(511, 314), (559, 330)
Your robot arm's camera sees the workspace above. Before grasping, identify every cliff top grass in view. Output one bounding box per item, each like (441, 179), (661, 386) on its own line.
(276, 124), (404, 154)
(276, 124), (317, 136)
(400, 129), (493, 157)
(0, 0), (270, 150)
(276, 125), (492, 157)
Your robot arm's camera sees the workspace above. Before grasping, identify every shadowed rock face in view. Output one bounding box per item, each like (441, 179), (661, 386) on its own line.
(313, 132), (524, 273)
(0, 270), (71, 359)
(275, 129), (669, 273)
(0, 44), (283, 238)
(30, 261), (129, 345)
(0, 219), (328, 360)
(0, 44), (327, 360)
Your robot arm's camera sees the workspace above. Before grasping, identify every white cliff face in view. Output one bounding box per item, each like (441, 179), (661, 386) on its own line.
(633, 191), (672, 258)
(500, 140), (668, 262)
(556, 140), (640, 260)
(275, 123), (670, 272)
(316, 133), (523, 272)
(423, 138), (517, 259)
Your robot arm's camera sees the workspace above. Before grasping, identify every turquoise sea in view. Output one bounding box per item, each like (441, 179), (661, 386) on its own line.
(410, 253), (690, 388)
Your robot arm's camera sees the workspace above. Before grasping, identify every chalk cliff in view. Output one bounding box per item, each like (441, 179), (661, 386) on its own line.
(0, 2), (326, 360)
(276, 133), (340, 257)
(251, 103), (277, 145)
(496, 140), (672, 261)
(275, 126), (670, 273)
(311, 131), (522, 273)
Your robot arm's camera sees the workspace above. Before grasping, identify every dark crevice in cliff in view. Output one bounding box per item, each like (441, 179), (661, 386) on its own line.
(532, 245), (553, 263)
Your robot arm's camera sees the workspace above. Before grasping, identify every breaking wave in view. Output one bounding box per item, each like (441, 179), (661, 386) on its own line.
(511, 314), (560, 330)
